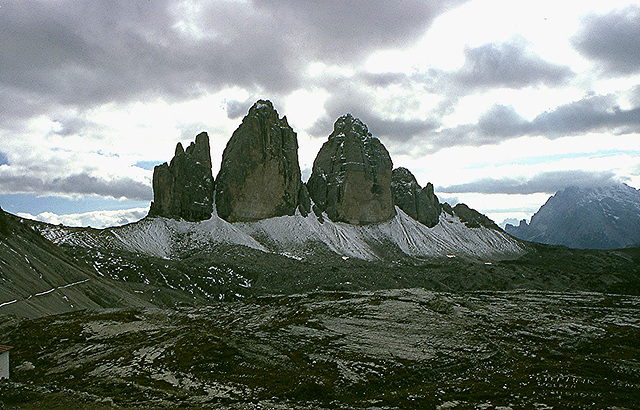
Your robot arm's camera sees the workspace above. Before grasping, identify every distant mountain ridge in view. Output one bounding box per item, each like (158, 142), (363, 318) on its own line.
(505, 183), (640, 249)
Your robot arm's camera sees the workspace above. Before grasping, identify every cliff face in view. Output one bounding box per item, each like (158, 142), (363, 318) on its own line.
(307, 114), (396, 225)
(215, 100), (302, 222)
(391, 167), (441, 228)
(148, 132), (214, 222)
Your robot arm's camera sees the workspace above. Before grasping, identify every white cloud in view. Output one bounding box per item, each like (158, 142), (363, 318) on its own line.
(18, 207), (149, 229)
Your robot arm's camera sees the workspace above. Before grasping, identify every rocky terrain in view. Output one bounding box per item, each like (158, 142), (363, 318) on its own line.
(506, 183), (640, 249)
(0, 289), (638, 409)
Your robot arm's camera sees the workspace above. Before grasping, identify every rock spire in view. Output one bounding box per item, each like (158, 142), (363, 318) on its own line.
(391, 167), (441, 228)
(307, 114), (395, 224)
(148, 132), (214, 221)
(215, 100), (303, 222)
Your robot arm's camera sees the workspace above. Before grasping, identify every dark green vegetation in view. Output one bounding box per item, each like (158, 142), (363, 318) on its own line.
(1, 290), (639, 409)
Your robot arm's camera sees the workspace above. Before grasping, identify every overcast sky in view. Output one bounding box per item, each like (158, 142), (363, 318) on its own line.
(1, 0), (639, 228)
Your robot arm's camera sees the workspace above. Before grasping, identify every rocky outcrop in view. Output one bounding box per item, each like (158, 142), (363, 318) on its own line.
(215, 100), (302, 222)
(391, 167), (441, 228)
(452, 203), (500, 230)
(148, 132), (214, 222)
(307, 114), (395, 225)
(298, 184), (311, 217)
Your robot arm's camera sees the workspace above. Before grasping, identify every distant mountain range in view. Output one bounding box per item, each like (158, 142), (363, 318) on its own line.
(505, 183), (640, 249)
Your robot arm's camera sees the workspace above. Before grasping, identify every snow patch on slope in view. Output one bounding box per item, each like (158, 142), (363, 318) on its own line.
(38, 207), (524, 261)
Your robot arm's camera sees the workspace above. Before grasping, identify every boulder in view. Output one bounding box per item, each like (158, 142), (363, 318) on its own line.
(307, 114), (395, 224)
(215, 100), (302, 222)
(148, 132), (214, 221)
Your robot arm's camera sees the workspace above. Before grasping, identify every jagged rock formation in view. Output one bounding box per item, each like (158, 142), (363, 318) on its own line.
(215, 100), (302, 222)
(298, 184), (311, 217)
(307, 114), (395, 225)
(391, 167), (441, 228)
(149, 132), (214, 222)
(505, 184), (640, 249)
(451, 203), (500, 229)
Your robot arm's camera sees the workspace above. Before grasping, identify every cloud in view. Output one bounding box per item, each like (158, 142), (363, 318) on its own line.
(453, 38), (573, 90)
(430, 93), (640, 151)
(529, 94), (640, 136)
(0, 1), (293, 122)
(309, 79), (440, 143)
(17, 207), (148, 229)
(476, 104), (529, 138)
(0, 152), (8, 166)
(438, 170), (625, 195)
(225, 99), (253, 120)
(252, 0), (468, 62)
(0, 0), (466, 125)
(573, 6), (640, 75)
(0, 171), (151, 201)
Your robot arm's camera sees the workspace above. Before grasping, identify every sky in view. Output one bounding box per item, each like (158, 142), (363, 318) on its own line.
(1, 0), (639, 228)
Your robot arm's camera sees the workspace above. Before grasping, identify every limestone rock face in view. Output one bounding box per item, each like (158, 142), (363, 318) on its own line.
(298, 184), (311, 217)
(391, 167), (441, 228)
(148, 132), (214, 222)
(215, 100), (302, 222)
(307, 114), (395, 225)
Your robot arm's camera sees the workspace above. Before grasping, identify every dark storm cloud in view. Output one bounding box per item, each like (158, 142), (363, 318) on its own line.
(358, 72), (413, 88)
(252, 0), (468, 61)
(573, 6), (640, 75)
(476, 104), (529, 138)
(530, 94), (640, 136)
(225, 99), (254, 120)
(0, 172), (151, 201)
(0, 0), (466, 124)
(453, 39), (574, 90)
(430, 93), (640, 152)
(1, 1), (301, 112)
(438, 170), (624, 195)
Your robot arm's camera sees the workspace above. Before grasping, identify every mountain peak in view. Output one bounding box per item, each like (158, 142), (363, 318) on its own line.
(505, 182), (640, 249)
(215, 100), (302, 222)
(149, 132), (214, 222)
(330, 113), (371, 140)
(391, 167), (441, 228)
(247, 99), (277, 117)
(308, 115), (395, 225)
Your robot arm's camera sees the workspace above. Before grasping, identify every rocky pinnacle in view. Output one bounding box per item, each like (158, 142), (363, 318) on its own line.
(307, 114), (396, 224)
(215, 100), (303, 222)
(148, 132), (214, 221)
(391, 167), (442, 228)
